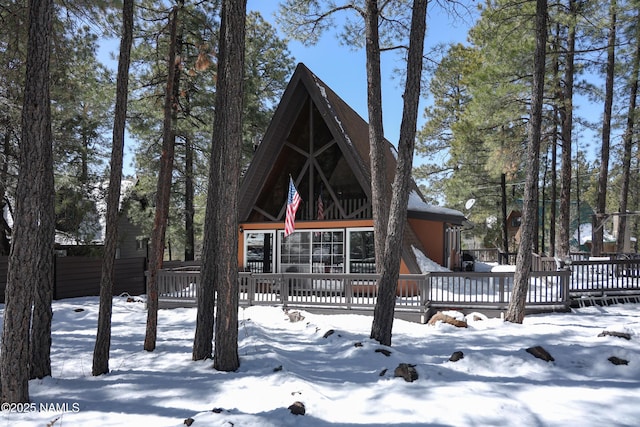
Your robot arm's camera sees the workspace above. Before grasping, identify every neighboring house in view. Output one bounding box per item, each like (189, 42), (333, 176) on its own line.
(238, 63), (466, 275)
(114, 205), (149, 259)
(55, 179), (148, 259)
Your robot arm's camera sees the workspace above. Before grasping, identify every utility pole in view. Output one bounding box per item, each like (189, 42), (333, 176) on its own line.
(501, 173), (508, 264)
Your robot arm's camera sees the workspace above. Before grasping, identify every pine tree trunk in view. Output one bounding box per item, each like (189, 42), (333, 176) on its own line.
(370, 0), (426, 346)
(558, 0), (576, 260)
(505, 0), (547, 324)
(211, 0), (246, 372)
(616, 14), (639, 253)
(547, 23), (561, 256)
(145, 4), (182, 352)
(29, 21), (56, 381)
(193, 0), (247, 367)
(0, 133), (11, 256)
(593, 0), (616, 257)
(92, 0), (134, 376)
(185, 131), (195, 261)
(192, 218), (215, 360)
(1, 0), (53, 402)
(365, 0), (388, 272)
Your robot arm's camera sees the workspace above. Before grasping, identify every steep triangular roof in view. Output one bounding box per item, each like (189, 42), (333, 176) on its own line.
(238, 64), (465, 273)
(239, 63), (372, 221)
(239, 62), (464, 226)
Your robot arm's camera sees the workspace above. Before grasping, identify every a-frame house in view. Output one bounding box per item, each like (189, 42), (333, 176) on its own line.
(238, 63), (466, 275)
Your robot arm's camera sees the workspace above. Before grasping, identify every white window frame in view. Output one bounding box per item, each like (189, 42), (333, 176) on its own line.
(345, 227), (375, 273)
(244, 227), (376, 274)
(243, 230), (276, 273)
(277, 228), (346, 273)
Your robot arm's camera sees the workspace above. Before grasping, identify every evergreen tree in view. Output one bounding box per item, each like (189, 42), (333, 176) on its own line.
(557, 0), (578, 259)
(615, 2), (639, 253)
(506, 0), (548, 323)
(592, 0), (617, 256)
(370, 0), (427, 346)
(145, 0), (183, 352)
(92, 0), (134, 376)
(0, 1), (116, 253)
(193, 0), (247, 369)
(1, 0), (55, 401)
(0, 1), (27, 256)
(127, 5), (294, 260)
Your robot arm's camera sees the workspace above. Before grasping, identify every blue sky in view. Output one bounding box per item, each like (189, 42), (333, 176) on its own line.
(247, 0), (473, 152)
(247, 2), (606, 168)
(100, 2), (601, 176)
(100, 2), (474, 175)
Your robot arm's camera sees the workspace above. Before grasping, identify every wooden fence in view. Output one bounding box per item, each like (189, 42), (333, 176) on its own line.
(0, 256), (146, 303)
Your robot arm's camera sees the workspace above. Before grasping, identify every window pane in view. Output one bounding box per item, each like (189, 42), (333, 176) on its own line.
(311, 230), (344, 273)
(245, 232), (274, 273)
(281, 232), (311, 273)
(349, 230), (375, 273)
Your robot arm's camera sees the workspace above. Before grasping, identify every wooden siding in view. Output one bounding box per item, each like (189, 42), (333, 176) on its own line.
(117, 214), (148, 259)
(0, 256), (146, 302)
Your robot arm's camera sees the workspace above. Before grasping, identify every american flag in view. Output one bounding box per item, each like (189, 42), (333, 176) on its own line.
(284, 177), (301, 237)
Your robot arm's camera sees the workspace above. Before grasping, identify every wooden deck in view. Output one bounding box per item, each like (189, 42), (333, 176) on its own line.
(154, 256), (640, 322)
(156, 269), (578, 322)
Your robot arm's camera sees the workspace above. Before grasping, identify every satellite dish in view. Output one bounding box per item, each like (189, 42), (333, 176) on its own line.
(465, 198), (476, 210)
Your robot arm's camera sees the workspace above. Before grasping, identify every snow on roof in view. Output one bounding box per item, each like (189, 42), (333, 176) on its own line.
(389, 144), (398, 160)
(412, 246), (451, 273)
(408, 190), (464, 217)
(573, 222), (616, 244)
(314, 78), (354, 148)
(490, 264), (516, 273)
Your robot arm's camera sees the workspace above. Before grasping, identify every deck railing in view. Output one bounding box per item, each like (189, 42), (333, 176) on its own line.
(155, 257), (640, 319)
(156, 268), (573, 319)
(569, 257), (640, 301)
(425, 270), (570, 308)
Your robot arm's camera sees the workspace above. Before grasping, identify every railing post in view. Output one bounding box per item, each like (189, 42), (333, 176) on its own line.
(344, 276), (352, 309)
(419, 274), (430, 324)
(420, 274), (429, 307)
(157, 269), (166, 296)
(279, 273), (288, 308)
(562, 269), (570, 307)
(248, 274), (256, 305)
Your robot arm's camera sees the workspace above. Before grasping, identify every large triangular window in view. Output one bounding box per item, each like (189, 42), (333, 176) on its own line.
(248, 96), (369, 222)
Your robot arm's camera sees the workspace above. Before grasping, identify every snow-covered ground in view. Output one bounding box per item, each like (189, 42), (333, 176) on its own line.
(1, 295), (639, 426)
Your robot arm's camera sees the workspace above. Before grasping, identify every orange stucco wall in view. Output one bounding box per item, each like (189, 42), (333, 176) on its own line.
(407, 218), (445, 266)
